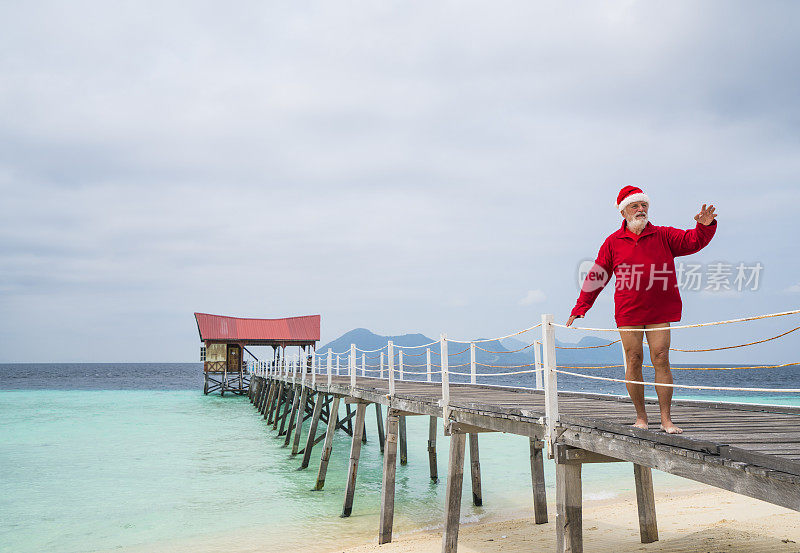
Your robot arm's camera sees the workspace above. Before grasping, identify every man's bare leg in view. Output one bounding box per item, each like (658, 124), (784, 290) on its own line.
(619, 326), (647, 429)
(645, 323), (681, 434)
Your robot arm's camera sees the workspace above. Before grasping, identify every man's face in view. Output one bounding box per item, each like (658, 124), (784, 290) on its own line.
(623, 201), (648, 221)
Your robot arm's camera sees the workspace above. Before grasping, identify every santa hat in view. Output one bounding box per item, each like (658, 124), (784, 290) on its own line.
(616, 185), (650, 212)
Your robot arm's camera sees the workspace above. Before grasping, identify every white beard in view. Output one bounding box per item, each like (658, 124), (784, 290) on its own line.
(626, 213), (648, 232)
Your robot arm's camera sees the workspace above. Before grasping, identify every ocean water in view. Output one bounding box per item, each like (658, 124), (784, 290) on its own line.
(1, 363), (798, 553)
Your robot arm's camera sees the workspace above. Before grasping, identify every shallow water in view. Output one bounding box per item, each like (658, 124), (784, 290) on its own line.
(1, 364), (797, 553)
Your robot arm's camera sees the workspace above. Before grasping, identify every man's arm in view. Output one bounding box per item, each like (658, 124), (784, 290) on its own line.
(567, 239), (613, 326)
(665, 204), (718, 257)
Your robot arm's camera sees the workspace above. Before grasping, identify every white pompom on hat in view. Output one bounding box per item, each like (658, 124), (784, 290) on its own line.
(616, 185), (650, 212)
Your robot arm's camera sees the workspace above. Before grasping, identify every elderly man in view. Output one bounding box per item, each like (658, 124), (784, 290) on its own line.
(567, 186), (717, 434)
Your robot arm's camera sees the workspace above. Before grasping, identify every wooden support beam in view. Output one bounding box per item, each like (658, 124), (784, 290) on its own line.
(300, 393), (324, 470)
(378, 410), (400, 544)
(442, 431), (467, 553)
(449, 422), (496, 435)
(271, 382), (285, 428)
(291, 385), (310, 455)
(469, 433), (482, 506)
(346, 403), (354, 435)
(261, 381), (274, 417)
(428, 416), (438, 481)
(342, 403), (368, 517)
(282, 385), (300, 442)
(530, 438), (548, 524)
(557, 447), (624, 465)
(344, 397), (370, 404)
(559, 425), (800, 512)
(555, 451), (583, 553)
(314, 396), (340, 491)
(250, 378), (260, 404)
(375, 403), (385, 454)
(399, 415), (408, 466)
(265, 380), (278, 422)
(633, 464), (658, 543)
(257, 380), (268, 413)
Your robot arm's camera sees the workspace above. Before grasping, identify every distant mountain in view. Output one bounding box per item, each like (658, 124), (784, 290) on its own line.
(317, 328), (435, 356)
(319, 328), (622, 366)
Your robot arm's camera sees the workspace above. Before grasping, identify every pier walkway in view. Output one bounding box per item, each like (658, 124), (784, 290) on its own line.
(244, 311), (800, 553)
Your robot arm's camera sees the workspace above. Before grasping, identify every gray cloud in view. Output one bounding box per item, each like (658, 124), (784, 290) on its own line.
(1, 1), (799, 362)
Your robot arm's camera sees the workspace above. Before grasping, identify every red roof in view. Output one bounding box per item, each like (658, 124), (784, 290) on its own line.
(194, 313), (320, 345)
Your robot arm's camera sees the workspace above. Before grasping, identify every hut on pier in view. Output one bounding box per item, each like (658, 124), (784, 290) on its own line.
(194, 312), (321, 396)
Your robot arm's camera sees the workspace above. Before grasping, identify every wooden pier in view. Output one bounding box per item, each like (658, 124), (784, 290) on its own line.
(246, 371), (800, 553)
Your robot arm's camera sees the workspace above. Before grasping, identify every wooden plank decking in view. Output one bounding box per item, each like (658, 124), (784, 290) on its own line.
(248, 373), (800, 553)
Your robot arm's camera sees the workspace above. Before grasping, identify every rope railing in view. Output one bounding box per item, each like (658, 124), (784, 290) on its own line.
(394, 339), (440, 350)
(475, 341), (536, 354)
(660, 325), (800, 352)
(554, 308), (800, 332)
(553, 369), (800, 393)
(556, 339), (621, 350)
(556, 362), (800, 371)
(477, 362), (537, 369)
(447, 322), (543, 344)
(354, 345), (387, 353)
(258, 309), (797, 465)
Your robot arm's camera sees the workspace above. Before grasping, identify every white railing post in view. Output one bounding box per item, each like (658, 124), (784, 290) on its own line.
(388, 341), (395, 396)
(350, 343), (357, 387)
(312, 350), (316, 386)
(534, 340), (543, 390)
(327, 350), (332, 386)
(292, 358), (297, 385)
(399, 350), (404, 381)
(440, 334), (450, 424)
(301, 354), (306, 385)
(426, 347), (431, 382)
(380, 351), (385, 379)
(336, 354), (340, 376)
(541, 314), (559, 459)
(470, 341), (477, 385)
(361, 353), (365, 377)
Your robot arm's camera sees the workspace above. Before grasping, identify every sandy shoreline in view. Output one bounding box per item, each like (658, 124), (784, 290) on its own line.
(96, 484), (800, 553)
(317, 485), (800, 553)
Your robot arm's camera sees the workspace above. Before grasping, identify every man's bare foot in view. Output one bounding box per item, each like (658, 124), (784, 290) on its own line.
(633, 419), (648, 430)
(660, 422), (682, 434)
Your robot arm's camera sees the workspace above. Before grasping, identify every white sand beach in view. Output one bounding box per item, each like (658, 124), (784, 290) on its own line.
(322, 485), (800, 553)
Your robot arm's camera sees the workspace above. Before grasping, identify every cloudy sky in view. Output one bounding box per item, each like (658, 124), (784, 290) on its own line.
(2, 1), (799, 363)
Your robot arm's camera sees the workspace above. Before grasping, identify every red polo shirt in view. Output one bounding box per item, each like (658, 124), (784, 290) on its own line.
(571, 220), (717, 326)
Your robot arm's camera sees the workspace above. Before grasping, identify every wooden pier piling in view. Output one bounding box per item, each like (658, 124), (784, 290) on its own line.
(291, 385), (310, 455)
(468, 433), (482, 506)
(442, 428), (467, 553)
(375, 403), (385, 454)
(399, 415), (408, 465)
(271, 382), (285, 429)
(555, 447), (583, 553)
(314, 395), (340, 491)
(379, 410), (400, 544)
(530, 438), (548, 524)
(300, 393), (324, 469)
(633, 464), (658, 543)
(428, 416), (438, 481)
(341, 401), (367, 517)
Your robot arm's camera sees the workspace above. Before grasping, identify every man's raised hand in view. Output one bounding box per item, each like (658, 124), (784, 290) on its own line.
(694, 204), (717, 226)
(566, 315), (582, 327)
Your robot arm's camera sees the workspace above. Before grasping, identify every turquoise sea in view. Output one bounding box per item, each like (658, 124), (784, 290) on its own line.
(1, 364), (798, 553)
